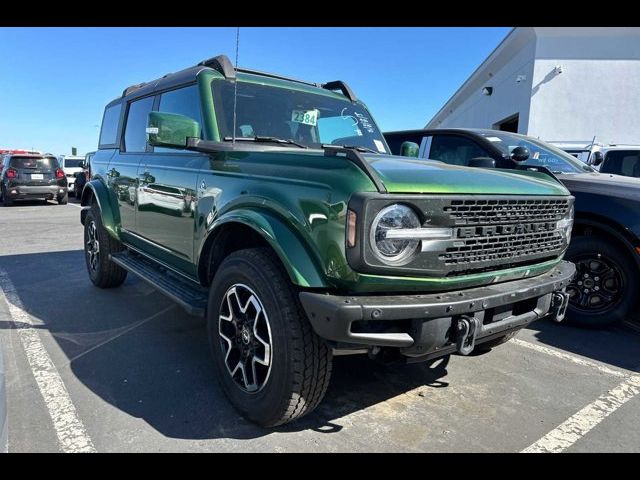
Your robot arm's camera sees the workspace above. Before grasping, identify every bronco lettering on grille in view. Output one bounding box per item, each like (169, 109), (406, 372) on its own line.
(457, 222), (557, 238)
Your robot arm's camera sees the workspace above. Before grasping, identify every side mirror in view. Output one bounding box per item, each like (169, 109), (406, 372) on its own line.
(591, 151), (604, 166)
(147, 112), (201, 148)
(510, 146), (530, 162)
(400, 141), (420, 158)
(469, 157), (496, 168)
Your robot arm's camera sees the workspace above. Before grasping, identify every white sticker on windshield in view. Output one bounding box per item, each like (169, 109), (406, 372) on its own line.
(486, 136), (502, 142)
(374, 139), (387, 153)
(291, 109), (318, 126)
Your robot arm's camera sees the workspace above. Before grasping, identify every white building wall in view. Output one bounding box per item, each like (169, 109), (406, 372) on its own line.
(429, 31), (537, 133)
(427, 27), (640, 145)
(527, 29), (640, 144)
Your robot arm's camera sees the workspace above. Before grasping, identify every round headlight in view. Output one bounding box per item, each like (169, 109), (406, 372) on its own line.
(370, 204), (421, 264)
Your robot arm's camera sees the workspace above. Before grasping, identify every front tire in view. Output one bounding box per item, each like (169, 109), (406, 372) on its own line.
(208, 247), (332, 427)
(84, 202), (127, 288)
(564, 235), (638, 327)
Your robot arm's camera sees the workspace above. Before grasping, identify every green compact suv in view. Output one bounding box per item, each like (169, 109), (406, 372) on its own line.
(81, 55), (576, 426)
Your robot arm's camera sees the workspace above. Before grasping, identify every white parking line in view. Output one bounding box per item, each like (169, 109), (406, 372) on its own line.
(0, 268), (96, 453)
(522, 375), (640, 453)
(67, 203), (82, 208)
(512, 338), (628, 378)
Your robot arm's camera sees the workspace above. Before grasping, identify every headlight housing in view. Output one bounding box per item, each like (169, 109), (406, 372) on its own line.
(370, 204), (421, 265)
(557, 204), (574, 243)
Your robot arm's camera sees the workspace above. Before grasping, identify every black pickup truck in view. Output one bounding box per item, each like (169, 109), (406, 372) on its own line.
(385, 128), (640, 328)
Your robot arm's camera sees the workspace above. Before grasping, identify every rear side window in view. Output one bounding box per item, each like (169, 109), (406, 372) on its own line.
(99, 104), (123, 147)
(124, 96), (155, 153)
(9, 156), (58, 170)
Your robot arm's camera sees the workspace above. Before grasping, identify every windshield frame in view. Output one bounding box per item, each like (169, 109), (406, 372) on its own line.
(210, 75), (390, 154)
(478, 131), (596, 174)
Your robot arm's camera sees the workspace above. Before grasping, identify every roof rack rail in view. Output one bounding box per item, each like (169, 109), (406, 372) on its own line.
(122, 82), (148, 97)
(235, 67), (318, 87)
(198, 54), (236, 80)
(322, 80), (356, 102)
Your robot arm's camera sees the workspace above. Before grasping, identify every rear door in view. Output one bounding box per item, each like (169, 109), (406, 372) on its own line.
(108, 96), (154, 234)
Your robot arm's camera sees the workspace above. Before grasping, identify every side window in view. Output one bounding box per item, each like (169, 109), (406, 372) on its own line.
(428, 135), (488, 166)
(123, 96), (155, 153)
(98, 103), (123, 147)
(602, 150), (640, 177)
(155, 85), (202, 153)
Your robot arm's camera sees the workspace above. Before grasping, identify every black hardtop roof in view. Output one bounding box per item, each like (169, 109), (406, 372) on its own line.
(384, 128), (515, 137)
(107, 55), (356, 108)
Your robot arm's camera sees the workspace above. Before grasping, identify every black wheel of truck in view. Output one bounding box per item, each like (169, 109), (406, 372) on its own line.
(57, 192), (68, 205)
(84, 202), (127, 288)
(208, 247), (332, 427)
(564, 236), (637, 328)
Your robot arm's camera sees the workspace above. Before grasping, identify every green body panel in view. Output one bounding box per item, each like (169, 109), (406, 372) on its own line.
(366, 156), (570, 195)
(81, 178), (120, 237)
(207, 209), (328, 288)
(91, 67), (572, 293)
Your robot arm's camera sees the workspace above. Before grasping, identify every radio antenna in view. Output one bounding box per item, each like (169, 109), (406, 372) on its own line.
(232, 27), (240, 145)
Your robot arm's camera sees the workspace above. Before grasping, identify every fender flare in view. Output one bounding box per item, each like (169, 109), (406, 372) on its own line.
(202, 209), (329, 288)
(80, 179), (120, 239)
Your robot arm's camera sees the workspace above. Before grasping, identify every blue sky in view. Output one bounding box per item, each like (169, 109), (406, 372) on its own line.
(0, 27), (510, 155)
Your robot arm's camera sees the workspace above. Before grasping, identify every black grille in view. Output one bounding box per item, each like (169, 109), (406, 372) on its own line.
(444, 198), (571, 225)
(439, 231), (565, 268)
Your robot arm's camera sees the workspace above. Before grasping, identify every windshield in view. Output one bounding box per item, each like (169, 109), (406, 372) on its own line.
(212, 79), (389, 153)
(64, 158), (84, 168)
(9, 156), (58, 170)
(478, 132), (594, 174)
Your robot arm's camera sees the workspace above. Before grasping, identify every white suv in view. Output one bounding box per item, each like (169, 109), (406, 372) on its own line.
(58, 155), (85, 196)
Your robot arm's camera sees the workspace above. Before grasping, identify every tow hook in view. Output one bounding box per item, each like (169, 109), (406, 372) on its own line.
(549, 290), (570, 323)
(456, 315), (480, 355)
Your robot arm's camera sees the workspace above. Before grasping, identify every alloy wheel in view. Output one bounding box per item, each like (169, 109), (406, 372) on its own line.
(218, 284), (273, 393)
(86, 221), (100, 272)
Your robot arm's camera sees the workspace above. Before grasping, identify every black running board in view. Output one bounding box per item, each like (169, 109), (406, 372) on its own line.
(110, 251), (208, 317)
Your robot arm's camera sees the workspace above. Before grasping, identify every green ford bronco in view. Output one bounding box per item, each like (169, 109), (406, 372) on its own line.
(81, 55), (575, 426)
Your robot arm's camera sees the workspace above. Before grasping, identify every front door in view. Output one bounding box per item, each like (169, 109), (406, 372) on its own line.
(133, 84), (206, 276)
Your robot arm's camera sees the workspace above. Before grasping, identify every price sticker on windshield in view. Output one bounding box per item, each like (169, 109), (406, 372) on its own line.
(292, 109), (318, 127)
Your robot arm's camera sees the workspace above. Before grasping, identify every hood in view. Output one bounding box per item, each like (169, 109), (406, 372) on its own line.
(365, 155), (569, 196)
(558, 172), (640, 201)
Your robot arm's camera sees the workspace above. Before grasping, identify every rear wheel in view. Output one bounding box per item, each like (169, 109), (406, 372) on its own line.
(208, 247), (332, 427)
(565, 235), (638, 327)
(84, 202), (127, 288)
(57, 193), (68, 205)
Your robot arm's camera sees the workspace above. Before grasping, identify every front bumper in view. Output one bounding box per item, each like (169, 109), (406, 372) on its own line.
(300, 261), (575, 358)
(5, 185), (66, 199)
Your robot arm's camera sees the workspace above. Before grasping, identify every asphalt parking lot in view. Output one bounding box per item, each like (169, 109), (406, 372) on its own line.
(1, 198), (639, 452)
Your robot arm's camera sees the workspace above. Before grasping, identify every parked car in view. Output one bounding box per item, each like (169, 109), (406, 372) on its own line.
(385, 128), (640, 328)
(80, 56), (575, 426)
(73, 151), (95, 198)
(0, 153), (68, 206)
(593, 146), (640, 178)
(58, 155), (86, 196)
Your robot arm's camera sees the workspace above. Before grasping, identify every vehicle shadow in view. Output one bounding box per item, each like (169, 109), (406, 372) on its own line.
(0, 250), (450, 441)
(525, 318), (640, 373)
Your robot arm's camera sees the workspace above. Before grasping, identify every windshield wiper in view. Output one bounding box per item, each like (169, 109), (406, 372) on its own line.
(321, 144), (378, 154)
(223, 136), (308, 149)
